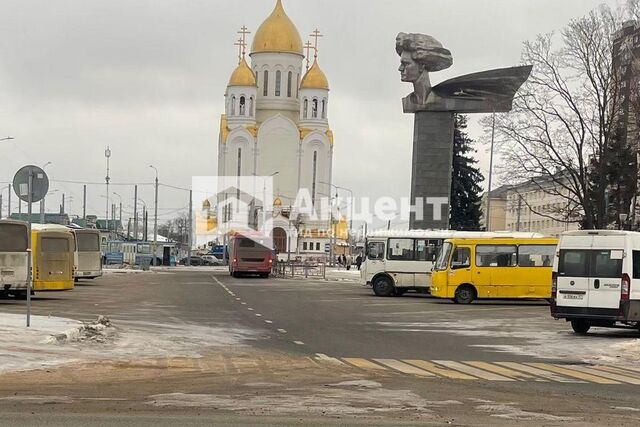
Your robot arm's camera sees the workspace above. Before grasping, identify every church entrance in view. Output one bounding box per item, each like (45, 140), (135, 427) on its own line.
(272, 227), (287, 255)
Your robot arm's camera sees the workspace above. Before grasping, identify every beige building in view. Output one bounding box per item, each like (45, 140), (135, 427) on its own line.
(480, 185), (509, 231)
(504, 179), (579, 237)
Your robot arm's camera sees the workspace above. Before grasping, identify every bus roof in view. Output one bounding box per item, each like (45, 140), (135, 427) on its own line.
(561, 229), (640, 237)
(366, 229), (545, 239)
(31, 224), (75, 234)
(0, 219), (29, 228)
(445, 236), (558, 244)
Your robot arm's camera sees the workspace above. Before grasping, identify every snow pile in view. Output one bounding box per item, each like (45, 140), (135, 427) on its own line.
(0, 312), (258, 374)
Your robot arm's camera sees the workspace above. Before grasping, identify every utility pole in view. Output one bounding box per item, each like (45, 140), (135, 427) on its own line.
(187, 190), (193, 266)
(133, 185), (138, 240)
(150, 165), (159, 266)
(105, 146), (111, 235)
(516, 194), (522, 231)
(7, 184), (11, 217)
(82, 185), (87, 220)
(61, 193), (65, 214)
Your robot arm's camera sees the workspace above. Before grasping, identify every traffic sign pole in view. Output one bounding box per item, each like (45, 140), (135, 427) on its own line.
(26, 169), (33, 327)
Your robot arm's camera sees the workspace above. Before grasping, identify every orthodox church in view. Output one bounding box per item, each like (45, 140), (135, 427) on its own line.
(214, 0), (347, 258)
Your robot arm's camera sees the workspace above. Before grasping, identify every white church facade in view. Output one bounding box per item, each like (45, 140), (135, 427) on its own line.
(215, 0), (347, 259)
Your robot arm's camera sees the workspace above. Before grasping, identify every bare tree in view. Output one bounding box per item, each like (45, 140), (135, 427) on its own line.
(488, 5), (626, 228)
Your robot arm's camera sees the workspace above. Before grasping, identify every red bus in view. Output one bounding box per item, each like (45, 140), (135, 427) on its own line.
(228, 231), (274, 278)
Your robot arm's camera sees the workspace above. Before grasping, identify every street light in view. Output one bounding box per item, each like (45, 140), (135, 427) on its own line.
(320, 181), (354, 233)
(39, 162), (52, 224)
(0, 136), (14, 142)
(138, 198), (147, 241)
(104, 147), (111, 234)
(113, 192), (122, 223)
(149, 165), (159, 266)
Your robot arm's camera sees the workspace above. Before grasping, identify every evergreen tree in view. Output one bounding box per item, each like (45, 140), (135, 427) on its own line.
(450, 114), (484, 230)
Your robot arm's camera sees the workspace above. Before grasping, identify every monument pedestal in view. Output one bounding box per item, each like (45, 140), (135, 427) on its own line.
(409, 111), (455, 230)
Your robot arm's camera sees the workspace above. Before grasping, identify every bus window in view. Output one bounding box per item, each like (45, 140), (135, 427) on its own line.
(41, 237), (69, 252)
(451, 247), (471, 269)
(476, 245), (517, 267)
(435, 242), (453, 270)
(415, 239), (440, 261)
(77, 233), (100, 252)
(0, 224), (28, 252)
(518, 245), (555, 267)
(367, 241), (385, 260)
(388, 238), (414, 260)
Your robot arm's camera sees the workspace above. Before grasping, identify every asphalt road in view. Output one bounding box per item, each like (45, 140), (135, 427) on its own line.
(2, 269), (640, 426)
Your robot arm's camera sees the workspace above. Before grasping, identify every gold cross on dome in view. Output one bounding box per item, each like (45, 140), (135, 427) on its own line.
(234, 38), (244, 63)
(237, 25), (251, 57)
(310, 28), (323, 59)
(303, 41), (313, 70)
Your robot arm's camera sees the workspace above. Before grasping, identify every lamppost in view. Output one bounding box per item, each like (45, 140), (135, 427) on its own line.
(1, 137), (15, 217)
(138, 199), (147, 241)
(104, 146), (111, 234)
(149, 165), (159, 266)
(320, 181), (354, 236)
(113, 192), (122, 223)
(39, 162), (52, 224)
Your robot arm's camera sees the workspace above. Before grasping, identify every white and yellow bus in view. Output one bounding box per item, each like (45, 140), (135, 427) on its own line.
(431, 236), (558, 304)
(362, 230), (545, 297)
(0, 220), (30, 298)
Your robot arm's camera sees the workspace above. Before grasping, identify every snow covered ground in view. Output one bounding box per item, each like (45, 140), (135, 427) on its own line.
(0, 312), (259, 374)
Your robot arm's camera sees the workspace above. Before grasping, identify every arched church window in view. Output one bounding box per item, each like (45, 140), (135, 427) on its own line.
(275, 70), (281, 96)
(263, 71), (269, 96)
(231, 95), (236, 116)
(249, 97), (254, 116)
(312, 99), (318, 118)
(239, 96), (246, 115)
(296, 73), (300, 98)
(287, 71), (292, 97)
(303, 98), (308, 119)
(321, 99), (326, 119)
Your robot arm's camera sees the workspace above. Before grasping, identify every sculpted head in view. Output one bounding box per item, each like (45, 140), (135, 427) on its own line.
(396, 33), (453, 83)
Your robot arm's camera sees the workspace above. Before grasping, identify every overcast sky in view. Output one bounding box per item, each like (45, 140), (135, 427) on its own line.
(0, 0), (619, 229)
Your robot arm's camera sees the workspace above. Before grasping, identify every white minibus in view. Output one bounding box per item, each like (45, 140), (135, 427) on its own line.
(551, 230), (640, 333)
(0, 220), (30, 298)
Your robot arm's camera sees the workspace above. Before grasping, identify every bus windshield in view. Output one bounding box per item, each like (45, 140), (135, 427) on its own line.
(435, 242), (453, 271)
(0, 224), (28, 252)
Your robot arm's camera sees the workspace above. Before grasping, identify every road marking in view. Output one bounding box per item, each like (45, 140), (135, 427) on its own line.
(566, 365), (640, 385)
(343, 358), (388, 371)
(433, 360), (514, 381)
(264, 320), (273, 324)
(241, 302), (247, 305)
(315, 353), (345, 365)
(293, 341), (305, 345)
(591, 365), (640, 379)
(526, 363), (620, 385)
(463, 361), (539, 381)
(255, 313), (262, 317)
(495, 362), (583, 383)
(248, 308), (254, 311)
(403, 359), (477, 380)
(374, 359), (436, 377)
(235, 298), (241, 301)
(277, 328), (287, 333)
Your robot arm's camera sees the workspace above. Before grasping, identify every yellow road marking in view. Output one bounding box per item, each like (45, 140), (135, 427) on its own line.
(568, 365), (640, 385)
(374, 359), (436, 377)
(591, 365), (640, 379)
(527, 363), (620, 385)
(464, 361), (540, 381)
(403, 359), (477, 379)
(343, 358), (388, 371)
(433, 360), (514, 381)
(495, 362), (583, 383)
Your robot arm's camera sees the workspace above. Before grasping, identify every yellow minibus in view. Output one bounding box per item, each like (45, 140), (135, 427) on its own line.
(431, 237), (558, 304)
(31, 224), (75, 291)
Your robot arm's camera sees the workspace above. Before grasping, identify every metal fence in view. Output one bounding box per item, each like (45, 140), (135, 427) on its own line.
(272, 261), (326, 279)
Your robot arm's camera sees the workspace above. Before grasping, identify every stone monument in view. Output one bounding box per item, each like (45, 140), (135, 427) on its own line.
(396, 32), (531, 229)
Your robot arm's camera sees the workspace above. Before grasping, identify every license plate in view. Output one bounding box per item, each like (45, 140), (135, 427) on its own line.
(564, 294), (584, 300)
(1, 271), (14, 276)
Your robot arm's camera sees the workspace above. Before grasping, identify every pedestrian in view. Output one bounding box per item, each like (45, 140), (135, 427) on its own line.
(346, 255), (352, 271)
(341, 254), (347, 268)
(356, 254), (362, 270)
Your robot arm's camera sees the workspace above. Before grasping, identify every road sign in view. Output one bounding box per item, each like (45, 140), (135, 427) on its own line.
(324, 243), (330, 253)
(13, 165), (49, 203)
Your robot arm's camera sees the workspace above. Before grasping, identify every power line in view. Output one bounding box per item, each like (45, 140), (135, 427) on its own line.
(51, 179), (154, 186)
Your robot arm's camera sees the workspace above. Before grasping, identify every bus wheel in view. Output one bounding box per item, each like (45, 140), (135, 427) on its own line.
(372, 276), (394, 297)
(571, 319), (590, 334)
(454, 285), (475, 304)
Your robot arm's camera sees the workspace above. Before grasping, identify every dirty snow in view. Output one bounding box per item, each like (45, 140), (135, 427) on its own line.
(375, 317), (640, 365)
(147, 380), (451, 417)
(470, 398), (580, 421)
(0, 312), (258, 374)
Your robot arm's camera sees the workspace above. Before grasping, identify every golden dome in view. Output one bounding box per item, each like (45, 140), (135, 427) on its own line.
(300, 59), (329, 90)
(228, 58), (257, 87)
(251, 0), (303, 55)
(273, 197), (283, 207)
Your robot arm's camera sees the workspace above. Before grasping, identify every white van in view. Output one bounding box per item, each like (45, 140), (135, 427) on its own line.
(551, 230), (640, 333)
